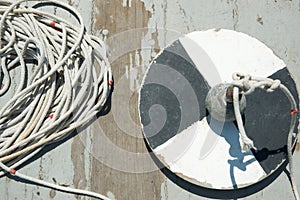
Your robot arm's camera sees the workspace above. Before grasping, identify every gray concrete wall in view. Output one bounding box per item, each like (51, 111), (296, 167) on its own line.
(1, 0), (300, 199)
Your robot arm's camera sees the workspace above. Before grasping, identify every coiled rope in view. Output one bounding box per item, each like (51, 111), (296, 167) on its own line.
(0, 0), (112, 199)
(232, 73), (299, 200)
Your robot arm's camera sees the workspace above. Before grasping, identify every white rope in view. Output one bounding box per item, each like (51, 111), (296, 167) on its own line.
(0, 1), (112, 199)
(232, 86), (256, 151)
(232, 73), (299, 200)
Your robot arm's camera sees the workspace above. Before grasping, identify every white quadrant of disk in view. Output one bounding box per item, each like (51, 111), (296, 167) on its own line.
(154, 117), (266, 189)
(179, 29), (285, 87)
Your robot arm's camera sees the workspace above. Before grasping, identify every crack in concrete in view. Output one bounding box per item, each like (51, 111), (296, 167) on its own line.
(163, 0), (167, 48)
(233, 0), (239, 30)
(176, 1), (191, 32)
(90, 0), (96, 35)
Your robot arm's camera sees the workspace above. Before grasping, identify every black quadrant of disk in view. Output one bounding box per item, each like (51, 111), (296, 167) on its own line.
(139, 29), (299, 190)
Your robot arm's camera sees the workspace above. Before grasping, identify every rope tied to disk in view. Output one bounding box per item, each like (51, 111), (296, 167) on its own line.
(231, 72), (299, 200)
(0, 1), (112, 200)
(232, 72), (282, 94)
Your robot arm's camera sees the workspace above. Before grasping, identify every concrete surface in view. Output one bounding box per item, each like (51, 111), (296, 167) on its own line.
(1, 0), (300, 199)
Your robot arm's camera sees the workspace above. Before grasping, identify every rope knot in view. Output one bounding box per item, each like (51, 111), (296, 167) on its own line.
(265, 79), (281, 92)
(232, 73), (254, 94)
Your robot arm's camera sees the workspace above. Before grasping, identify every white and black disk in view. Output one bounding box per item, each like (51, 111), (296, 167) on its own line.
(139, 29), (299, 190)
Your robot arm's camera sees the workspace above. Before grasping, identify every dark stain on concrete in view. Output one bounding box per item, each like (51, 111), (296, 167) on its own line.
(257, 16), (264, 25)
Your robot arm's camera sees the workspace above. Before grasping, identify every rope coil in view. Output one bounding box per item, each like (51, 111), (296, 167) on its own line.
(0, 1), (112, 199)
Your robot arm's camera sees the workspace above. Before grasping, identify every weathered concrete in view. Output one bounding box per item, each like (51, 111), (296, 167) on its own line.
(1, 0), (300, 199)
